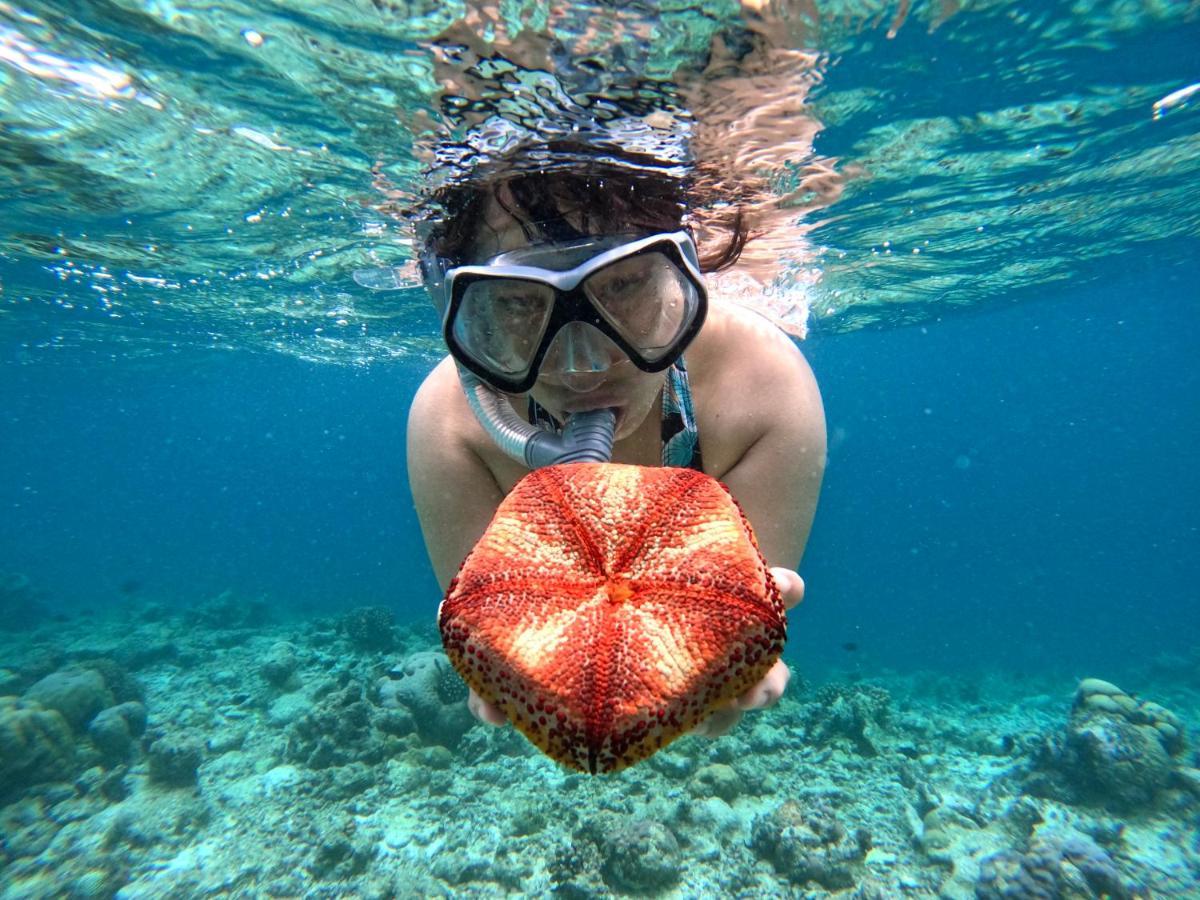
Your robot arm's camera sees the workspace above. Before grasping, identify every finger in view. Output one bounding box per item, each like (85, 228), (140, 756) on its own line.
(736, 659), (790, 710)
(769, 567), (805, 610)
(467, 688), (507, 726)
(691, 704), (743, 738)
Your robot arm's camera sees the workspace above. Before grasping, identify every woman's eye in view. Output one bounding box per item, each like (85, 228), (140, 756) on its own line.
(592, 276), (642, 305)
(495, 294), (539, 315)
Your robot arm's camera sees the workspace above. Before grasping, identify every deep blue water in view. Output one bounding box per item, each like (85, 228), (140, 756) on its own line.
(4, 241), (1196, 679)
(802, 243), (1200, 677)
(0, 352), (438, 620)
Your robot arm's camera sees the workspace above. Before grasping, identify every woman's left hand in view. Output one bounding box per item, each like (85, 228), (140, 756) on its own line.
(690, 567), (804, 738)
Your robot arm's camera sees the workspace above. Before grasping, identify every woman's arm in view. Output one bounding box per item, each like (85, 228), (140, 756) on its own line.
(719, 346), (825, 570)
(697, 305), (827, 570)
(689, 304), (826, 735)
(407, 357), (509, 590)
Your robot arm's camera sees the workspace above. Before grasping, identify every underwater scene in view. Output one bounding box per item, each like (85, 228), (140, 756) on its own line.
(2, 1), (1199, 897)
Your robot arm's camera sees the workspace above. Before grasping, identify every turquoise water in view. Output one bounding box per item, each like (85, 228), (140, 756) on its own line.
(2, 2), (1199, 897)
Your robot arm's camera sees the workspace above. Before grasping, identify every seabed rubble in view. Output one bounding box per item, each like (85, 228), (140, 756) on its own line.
(1, 582), (1199, 898)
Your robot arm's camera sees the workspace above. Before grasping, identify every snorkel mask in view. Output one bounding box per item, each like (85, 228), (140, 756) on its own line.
(423, 231), (708, 394)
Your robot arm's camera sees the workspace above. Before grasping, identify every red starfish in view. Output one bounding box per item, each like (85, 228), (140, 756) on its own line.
(439, 463), (786, 774)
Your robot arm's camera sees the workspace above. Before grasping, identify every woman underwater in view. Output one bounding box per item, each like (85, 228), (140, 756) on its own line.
(407, 142), (826, 737)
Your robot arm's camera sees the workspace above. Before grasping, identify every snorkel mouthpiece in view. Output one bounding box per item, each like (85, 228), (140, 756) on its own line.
(525, 406), (616, 468)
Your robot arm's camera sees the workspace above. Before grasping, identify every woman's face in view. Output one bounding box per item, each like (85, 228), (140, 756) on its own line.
(467, 189), (671, 441)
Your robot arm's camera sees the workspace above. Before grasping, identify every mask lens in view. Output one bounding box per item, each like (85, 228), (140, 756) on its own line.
(452, 278), (555, 376)
(583, 251), (700, 362)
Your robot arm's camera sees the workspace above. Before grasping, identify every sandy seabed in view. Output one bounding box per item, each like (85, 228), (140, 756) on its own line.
(2, 589), (1198, 899)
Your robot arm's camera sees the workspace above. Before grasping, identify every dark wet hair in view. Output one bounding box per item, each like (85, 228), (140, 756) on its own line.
(418, 141), (749, 274)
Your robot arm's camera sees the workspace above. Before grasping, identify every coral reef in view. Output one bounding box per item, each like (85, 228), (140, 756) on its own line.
(87, 701), (147, 760)
(804, 682), (892, 756)
(23, 666), (114, 732)
(376, 650), (474, 748)
(286, 681), (412, 769)
(548, 837), (606, 896)
(0, 656), (144, 802)
(915, 792), (1031, 895)
(340, 606), (397, 652)
(259, 640), (301, 688)
(549, 812), (686, 895)
(689, 762), (745, 801)
(286, 682), (378, 768)
(147, 733), (204, 787)
(1028, 678), (1188, 812)
(750, 799), (872, 889)
(187, 588), (273, 631)
(599, 817), (682, 893)
(0, 697), (76, 794)
(976, 831), (1145, 899)
(73, 657), (144, 706)
(1, 595), (1197, 898)
(1072, 679), (1185, 755)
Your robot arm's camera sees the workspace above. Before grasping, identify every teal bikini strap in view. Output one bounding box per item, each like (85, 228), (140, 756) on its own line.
(661, 356), (704, 471)
(527, 356), (704, 471)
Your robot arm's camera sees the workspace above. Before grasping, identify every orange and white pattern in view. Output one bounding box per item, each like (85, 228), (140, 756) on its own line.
(439, 463), (786, 774)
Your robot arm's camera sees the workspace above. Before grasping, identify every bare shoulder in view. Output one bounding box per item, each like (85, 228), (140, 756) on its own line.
(406, 357), (490, 509)
(409, 357), (472, 445)
(407, 358), (512, 588)
(409, 358), (530, 481)
(687, 300), (824, 478)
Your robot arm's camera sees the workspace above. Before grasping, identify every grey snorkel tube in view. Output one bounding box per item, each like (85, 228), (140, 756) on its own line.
(458, 368), (616, 469)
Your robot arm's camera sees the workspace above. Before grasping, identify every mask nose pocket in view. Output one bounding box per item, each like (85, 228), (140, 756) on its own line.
(541, 321), (622, 378)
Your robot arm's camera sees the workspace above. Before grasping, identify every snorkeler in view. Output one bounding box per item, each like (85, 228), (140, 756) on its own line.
(407, 146), (826, 737)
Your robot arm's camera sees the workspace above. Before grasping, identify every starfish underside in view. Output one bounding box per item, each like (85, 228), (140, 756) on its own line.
(438, 462), (786, 774)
